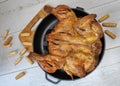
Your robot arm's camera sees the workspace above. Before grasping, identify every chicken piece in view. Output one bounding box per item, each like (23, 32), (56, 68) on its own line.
(83, 58), (97, 73)
(74, 14), (103, 39)
(92, 21), (103, 38)
(64, 56), (86, 79)
(83, 31), (99, 44)
(73, 14), (100, 44)
(63, 51), (96, 78)
(48, 42), (70, 57)
(53, 19), (75, 35)
(83, 54), (97, 72)
(47, 32), (89, 45)
(74, 51), (96, 71)
(92, 39), (102, 57)
(52, 5), (77, 21)
(48, 41), (94, 57)
(28, 52), (66, 73)
(74, 14), (96, 29)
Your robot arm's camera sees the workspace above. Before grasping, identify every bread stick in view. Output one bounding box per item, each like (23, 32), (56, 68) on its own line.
(3, 43), (12, 48)
(15, 71), (26, 80)
(25, 56), (34, 64)
(7, 50), (17, 57)
(2, 29), (9, 40)
(102, 22), (117, 27)
(98, 14), (110, 23)
(105, 30), (116, 39)
(3, 36), (13, 46)
(14, 57), (22, 65)
(19, 49), (27, 56)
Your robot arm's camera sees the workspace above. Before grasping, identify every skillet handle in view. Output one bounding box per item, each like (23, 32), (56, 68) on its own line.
(76, 7), (84, 11)
(45, 73), (61, 84)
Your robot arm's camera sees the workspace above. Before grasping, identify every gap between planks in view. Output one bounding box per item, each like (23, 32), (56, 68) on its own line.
(0, 66), (38, 76)
(86, 0), (119, 10)
(106, 46), (120, 51)
(1, 60), (120, 77)
(1, 46), (120, 77)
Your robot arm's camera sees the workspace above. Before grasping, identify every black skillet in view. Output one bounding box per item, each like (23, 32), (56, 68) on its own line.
(33, 7), (105, 84)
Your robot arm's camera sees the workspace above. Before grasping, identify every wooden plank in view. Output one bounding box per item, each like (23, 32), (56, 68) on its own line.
(98, 47), (120, 68)
(0, 1), (47, 36)
(46, 0), (115, 9)
(0, 62), (120, 86)
(0, 0), (115, 36)
(0, 0), (115, 14)
(0, 0), (47, 14)
(0, 32), (38, 76)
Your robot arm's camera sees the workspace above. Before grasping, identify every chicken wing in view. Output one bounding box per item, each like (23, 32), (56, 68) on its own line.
(53, 19), (75, 35)
(52, 5), (77, 21)
(29, 52), (66, 73)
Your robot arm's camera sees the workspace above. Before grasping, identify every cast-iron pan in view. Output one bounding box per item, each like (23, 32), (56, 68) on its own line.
(33, 7), (105, 84)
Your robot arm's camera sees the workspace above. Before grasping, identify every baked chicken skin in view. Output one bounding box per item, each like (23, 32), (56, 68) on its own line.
(29, 5), (103, 79)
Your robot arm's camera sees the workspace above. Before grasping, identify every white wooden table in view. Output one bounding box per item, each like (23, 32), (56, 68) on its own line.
(0, 0), (120, 86)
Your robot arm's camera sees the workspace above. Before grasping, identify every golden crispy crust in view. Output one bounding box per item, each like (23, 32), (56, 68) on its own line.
(30, 5), (103, 78)
(52, 5), (77, 21)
